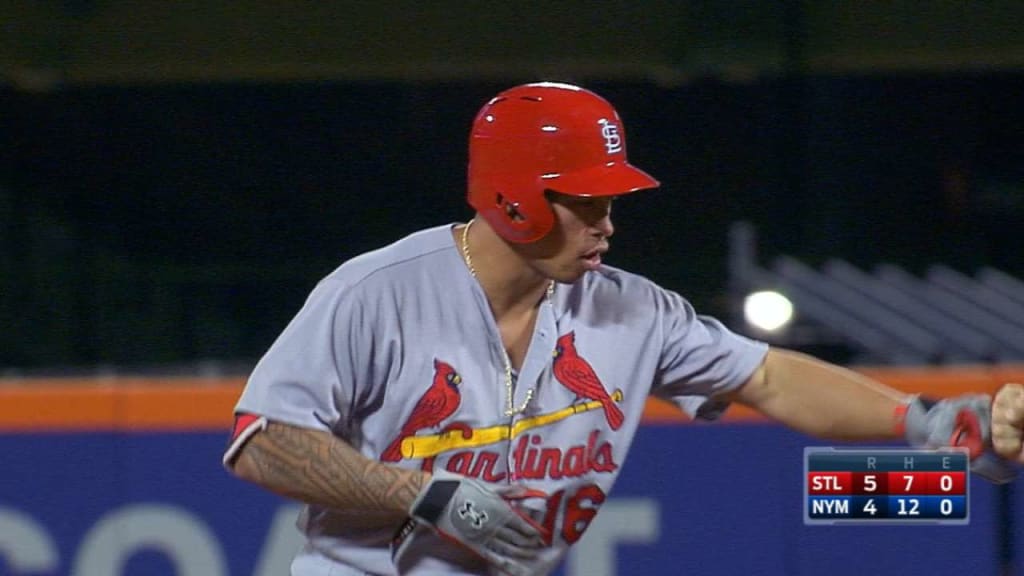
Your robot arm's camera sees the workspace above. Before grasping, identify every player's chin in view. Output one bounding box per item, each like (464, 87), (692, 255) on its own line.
(552, 263), (592, 284)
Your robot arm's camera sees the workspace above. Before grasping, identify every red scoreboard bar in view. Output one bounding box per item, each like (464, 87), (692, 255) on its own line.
(804, 448), (969, 525)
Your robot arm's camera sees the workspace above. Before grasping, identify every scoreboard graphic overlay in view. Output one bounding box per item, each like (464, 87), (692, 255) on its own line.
(804, 448), (969, 525)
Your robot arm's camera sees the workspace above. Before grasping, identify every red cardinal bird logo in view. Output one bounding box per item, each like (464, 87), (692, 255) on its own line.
(381, 359), (463, 462)
(552, 331), (624, 430)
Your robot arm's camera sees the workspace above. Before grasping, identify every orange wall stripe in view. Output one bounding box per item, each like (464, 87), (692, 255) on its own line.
(0, 378), (245, 432)
(0, 368), (1021, 431)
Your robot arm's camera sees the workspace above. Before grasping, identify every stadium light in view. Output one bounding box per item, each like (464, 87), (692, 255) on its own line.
(743, 290), (794, 332)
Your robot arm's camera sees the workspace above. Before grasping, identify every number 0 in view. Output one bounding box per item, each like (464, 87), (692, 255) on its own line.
(940, 499), (953, 515)
(939, 475), (953, 492)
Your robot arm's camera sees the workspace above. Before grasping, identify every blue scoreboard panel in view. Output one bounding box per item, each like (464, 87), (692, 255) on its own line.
(804, 447), (969, 525)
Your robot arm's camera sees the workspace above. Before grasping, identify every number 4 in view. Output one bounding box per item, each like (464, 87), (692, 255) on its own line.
(862, 499), (877, 516)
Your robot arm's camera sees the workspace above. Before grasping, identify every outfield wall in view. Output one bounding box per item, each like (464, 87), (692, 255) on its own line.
(0, 369), (1018, 575)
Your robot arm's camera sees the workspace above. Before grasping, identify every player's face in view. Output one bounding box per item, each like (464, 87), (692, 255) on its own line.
(518, 192), (615, 283)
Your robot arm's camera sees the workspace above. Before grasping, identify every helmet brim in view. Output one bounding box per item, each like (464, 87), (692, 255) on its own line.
(541, 161), (660, 197)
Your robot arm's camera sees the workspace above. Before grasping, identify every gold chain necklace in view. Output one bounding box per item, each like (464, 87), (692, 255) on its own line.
(460, 219), (550, 416)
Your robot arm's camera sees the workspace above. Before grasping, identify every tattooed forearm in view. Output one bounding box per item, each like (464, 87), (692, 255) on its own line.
(233, 422), (427, 518)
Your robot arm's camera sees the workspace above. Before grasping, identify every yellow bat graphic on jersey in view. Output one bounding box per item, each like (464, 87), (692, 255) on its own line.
(400, 389), (623, 459)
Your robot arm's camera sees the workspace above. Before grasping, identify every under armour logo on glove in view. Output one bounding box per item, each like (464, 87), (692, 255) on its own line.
(458, 500), (489, 528)
(397, 471), (549, 576)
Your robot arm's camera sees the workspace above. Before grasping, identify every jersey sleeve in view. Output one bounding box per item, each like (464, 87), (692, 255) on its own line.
(650, 287), (768, 420)
(232, 276), (384, 437)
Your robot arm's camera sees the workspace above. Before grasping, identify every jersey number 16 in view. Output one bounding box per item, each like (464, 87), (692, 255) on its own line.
(535, 483), (607, 545)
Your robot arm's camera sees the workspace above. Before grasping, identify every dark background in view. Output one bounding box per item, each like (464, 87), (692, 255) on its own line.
(3, 2), (1023, 371)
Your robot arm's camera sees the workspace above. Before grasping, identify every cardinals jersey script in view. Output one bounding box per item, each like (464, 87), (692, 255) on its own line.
(230, 224), (768, 575)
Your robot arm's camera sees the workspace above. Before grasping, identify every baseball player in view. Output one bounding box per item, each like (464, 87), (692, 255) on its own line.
(223, 82), (1006, 576)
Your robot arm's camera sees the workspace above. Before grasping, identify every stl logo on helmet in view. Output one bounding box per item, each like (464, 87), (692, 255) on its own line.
(598, 118), (622, 154)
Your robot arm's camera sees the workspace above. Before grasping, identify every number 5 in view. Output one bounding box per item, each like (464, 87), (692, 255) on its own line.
(863, 475), (877, 492)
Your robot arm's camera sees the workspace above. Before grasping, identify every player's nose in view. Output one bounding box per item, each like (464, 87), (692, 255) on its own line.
(595, 208), (614, 239)
(587, 198), (614, 238)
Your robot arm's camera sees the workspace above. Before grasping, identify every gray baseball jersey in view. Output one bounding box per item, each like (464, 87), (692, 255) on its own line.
(227, 223), (768, 575)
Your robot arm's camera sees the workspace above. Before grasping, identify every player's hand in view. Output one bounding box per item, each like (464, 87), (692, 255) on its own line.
(902, 394), (1017, 483)
(992, 383), (1024, 463)
(396, 471), (550, 576)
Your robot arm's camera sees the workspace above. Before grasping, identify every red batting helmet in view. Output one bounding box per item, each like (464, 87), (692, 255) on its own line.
(467, 82), (660, 243)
